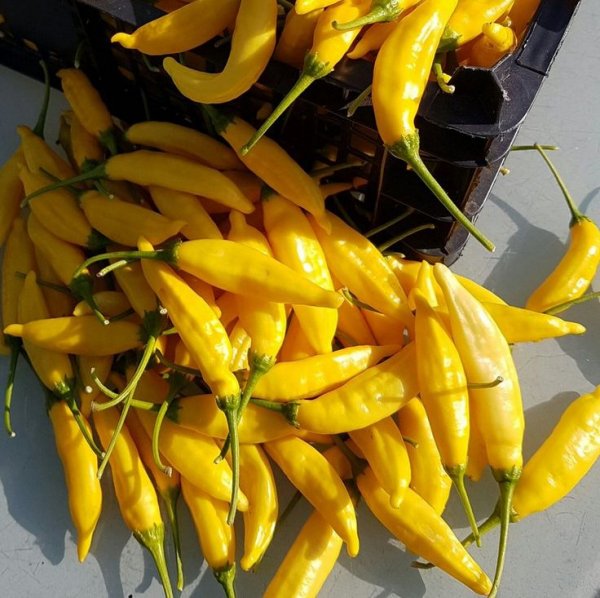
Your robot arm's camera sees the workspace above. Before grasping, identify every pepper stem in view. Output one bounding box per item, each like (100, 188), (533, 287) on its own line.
(467, 375), (504, 389)
(69, 273), (108, 325)
(463, 506), (501, 550)
(133, 524), (174, 598)
(32, 60), (50, 139)
(65, 390), (105, 458)
(152, 400), (173, 476)
(448, 465), (481, 546)
(365, 208), (414, 238)
(250, 398), (300, 427)
(161, 487), (184, 591)
(433, 61), (455, 94)
(534, 143), (585, 225)
(333, 4), (398, 30)
(213, 563), (237, 598)
(389, 134), (495, 252)
(240, 70), (320, 156)
(544, 290), (600, 315)
(377, 223), (436, 252)
(489, 472), (520, 598)
(3, 339), (21, 437)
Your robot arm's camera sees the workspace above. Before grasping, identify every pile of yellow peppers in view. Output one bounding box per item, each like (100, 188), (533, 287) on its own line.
(2, 52), (600, 598)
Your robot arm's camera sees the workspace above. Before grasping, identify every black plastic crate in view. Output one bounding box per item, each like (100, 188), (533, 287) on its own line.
(0, 0), (582, 262)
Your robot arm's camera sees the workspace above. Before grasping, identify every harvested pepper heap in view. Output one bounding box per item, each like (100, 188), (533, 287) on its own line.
(2, 1), (599, 597)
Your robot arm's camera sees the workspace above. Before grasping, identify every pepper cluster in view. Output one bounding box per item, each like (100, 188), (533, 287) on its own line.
(2, 55), (600, 598)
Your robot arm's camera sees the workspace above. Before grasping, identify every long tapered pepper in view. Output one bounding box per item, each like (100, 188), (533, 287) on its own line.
(296, 342), (418, 434)
(124, 121), (244, 170)
(263, 193), (337, 354)
(434, 263), (524, 598)
(357, 466), (492, 595)
(274, 6), (323, 69)
(264, 435), (359, 557)
(241, 0), (371, 153)
(202, 107), (329, 228)
(526, 145), (600, 313)
(162, 0), (277, 104)
(112, 0), (240, 55)
(372, 0), (494, 251)
(17, 124), (76, 180)
(93, 406), (173, 598)
(111, 257), (159, 319)
(253, 343), (399, 401)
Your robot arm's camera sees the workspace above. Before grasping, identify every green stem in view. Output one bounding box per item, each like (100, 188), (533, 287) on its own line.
(133, 524), (174, 598)
(241, 55), (329, 155)
(3, 339), (21, 437)
(32, 60), (50, 139)
(463, 507), (501, 550)
(213, 563), (237, 598)
(467, 375), (504, 389)
(448, 466), (480, 546)
(510, 144), (558, 152)
(65, 390), (105, 458)
(377, 223), (436, 252)
(250, 398), (300, 427)
(346, 84), (372, 117)
(488, 472), (520, 598)
(389, 134), (495, 252)
(155, 349), (204, 378)
(99, 128), (120, 157)
(216, 394), (241, 525)
(89, 368), (119, 400)
(341, 287), (378, 312)
(365, 208), (414, 238)
(544, 290), (600, 315)
(161, 487), (184, 591)
(69, 273), (108, 325)
(333, 2), (400, 30)
(432, 61), (455, 94)
(152, 400), (173, 476)
(534, 143), (584, 224)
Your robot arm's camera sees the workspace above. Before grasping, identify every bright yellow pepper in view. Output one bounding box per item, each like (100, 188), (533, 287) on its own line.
(274, 6), (323, 69)
(68, 111), (105, 171)
(17, 124), (76, 180)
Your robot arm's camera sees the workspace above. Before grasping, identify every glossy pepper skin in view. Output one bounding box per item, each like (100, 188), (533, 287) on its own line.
(274, 6), (323, 69)
(163, 0), (277, 104)
(372, 0), (494, 251)
(357, 467), (492, 595)
(48, 397), (102, 562)
(296, 342), (418, 434)
(112, 0), (240, 55)
(264, 435), (359, 557)
(263, 510), (343, 598)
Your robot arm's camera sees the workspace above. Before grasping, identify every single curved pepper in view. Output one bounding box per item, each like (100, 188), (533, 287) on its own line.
(240, 0), (371, 153)
(23, 150), (254, 214)
(397, 397), (453, 516)
(202, 107), (329, 229)
(254, 344), (399, 401)
(263, 193), (337, 354)
(296, 342), (418, 434)
(124, 121), (244, 171)
(162, 0), (277, 104)
(372, 0), (495, 251)
(274, 6), (323, 69)
(80, 190), (185, 246)
(434, 263), (524, 598)
(350, 416), (411, 508)
(93, 406), (173, 598)
(264, 435), (360, 557)
(309, 211), (413, 325)
(263, 509), (343, 598)
(48, 396), (102, 562)
(357, 466), (492, 595)
(526, 145), (600, 313)
(181, 478), (237, 598)
(111, 0), (240, 55)
(57, 68), (118, 154)
(437, 0), (515, 52)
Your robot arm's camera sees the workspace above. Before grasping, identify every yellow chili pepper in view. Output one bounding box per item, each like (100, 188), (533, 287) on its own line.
(438, 0), (515, 51)
(48, 397), (102, 562)
(24, 150), (254, 214)
(254, 343), (399, 401)
(412, 289), (477, 532)
(263, 510), (343, 598)
(372, 0), (494, 251)
(469, 22), (517, 68)
(162, 0), (278, 103)
(181, 478), (236, 597)
(72, 290), (132, 318)
(277, 313), (317, 361)
(334, 287), (377, 347)
(111, 257), (159, 319)
(296, 342), (418, 434)
(17, 124), (76, 180)
(350, 415), (411, 508)
(179, 270), (221, 316)
(216, 291), (239, 332)
(68, 110), (105, 171)
(93, 406), (173, 598)
(124, 120), (244, 170)
(274, 6), (323, 69)
(57, 68), (118, 154)
(264, 435), (360, 557)
(526, 145), (600, 314)
(346, 20), (397, 59)
(202, 107), (329, 228)
(466, 416), (488, 482)
(127, 410), (184, 591)
(362, 309), (406, 345)
(295, 0), (339, 14)
(0, 150), (25, 248)
(263, 193), (337, 354)
(357, 466), (492, 595)
(397, 397), (453, 516)
(434, 262), (524, 598)
(309, 211), (413, 324)
(240, 0), (371, 153)
(112, 0), (240, 55)
(80, 189), (185, 246)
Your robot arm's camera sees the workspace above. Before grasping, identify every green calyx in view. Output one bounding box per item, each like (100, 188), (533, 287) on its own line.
(388, 133), (495, 252)
(133, 523), (174, 598)
(213, 563), (237, 598)
(87, 229), (110, 252)
(201, 105), (234, 137)
(99, 127), (120, 156)
(437, 27), (461, 54)
(250, 397), (300, 428)
(69, 272), (108, 325)
(333, 0), (402, 31)
(161, 486), (184, 591)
